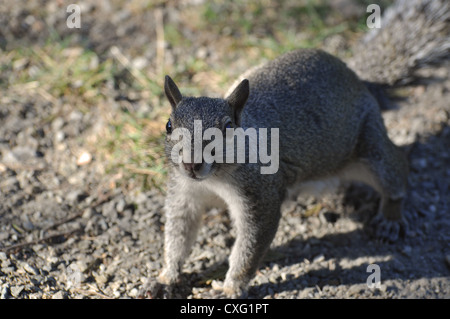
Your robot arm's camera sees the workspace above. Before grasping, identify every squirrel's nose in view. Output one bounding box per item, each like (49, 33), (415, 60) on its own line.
(183, 162), (203, 172)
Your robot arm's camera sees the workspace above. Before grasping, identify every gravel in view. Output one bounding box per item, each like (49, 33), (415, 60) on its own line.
(1, 0), (449, 299)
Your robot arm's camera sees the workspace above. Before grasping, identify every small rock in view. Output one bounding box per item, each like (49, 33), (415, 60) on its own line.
(347, 284), (364, 297)
(298, 287), (315, 299)
(82, 207), (95, 219)
(268, 274), (279, 284)
(54, 131), (65, 143)
(94, 273), (108, 285)
(128, 287), (138, 298)
(69, 110), (83, 122)
(10, 285), (24, 298)
(3, 146), (37, 163)
(51, 117), (65, 131)
(211, 280), (223, 291)
(313, 254), (325, 263)
(22, 217), (34, 231)
(66, 189), (88, 204)
(116, 198), (127, 213)
(1, 177), (19, 192)
(76, 151), (92, 166)
(22, 262), (39, 275)
(52, 291), (68, 299)
(102, 201), (117, 218)
(2, 267), (15, 275)
(0, 252), (7, 261)
(328, 259), (336, 271)
(1, 284), (10, 299)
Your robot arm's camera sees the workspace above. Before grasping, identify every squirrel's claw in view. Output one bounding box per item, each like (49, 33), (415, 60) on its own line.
(370, 212), (409, 243)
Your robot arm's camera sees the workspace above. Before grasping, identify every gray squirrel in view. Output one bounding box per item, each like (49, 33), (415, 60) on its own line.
(142, 0), (449, 298)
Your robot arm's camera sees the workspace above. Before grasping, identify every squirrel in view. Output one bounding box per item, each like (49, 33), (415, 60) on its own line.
(142, 0), (449, 298)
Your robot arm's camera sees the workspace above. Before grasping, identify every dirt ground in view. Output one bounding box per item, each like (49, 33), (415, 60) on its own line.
(0, 0), (449, 299)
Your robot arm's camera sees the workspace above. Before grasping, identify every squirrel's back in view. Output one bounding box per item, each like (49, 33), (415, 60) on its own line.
(243, 49), (367, 127)
(241, 49), (378, 179)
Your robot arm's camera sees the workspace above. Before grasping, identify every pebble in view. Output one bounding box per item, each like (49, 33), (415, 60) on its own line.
(54, 131), (65, 142)
(51, 117), (65, 131)
(66, 189), (87, 204)
(22, 218), (34, 231)
(347, 284), (364, 297)
(52, 291), (68, 299)
(10, 285), (24, 298)
(22, 262), (39, 275)
(76, 151), (92, 166)
(2, 146), (37, 163)
(116, 198), (127, 213)
(128, 288), (139, 298)
(298, 287), (315, 299)
(1, 284), (10, 299)
(82, 207), (95, 219)
(313, 254), (325, 263)
(94, 272), (108, 285)
(1, 177), (19, 192)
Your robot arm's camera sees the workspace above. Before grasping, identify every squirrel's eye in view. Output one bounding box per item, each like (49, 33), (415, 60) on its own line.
(166, 119), (172, 134)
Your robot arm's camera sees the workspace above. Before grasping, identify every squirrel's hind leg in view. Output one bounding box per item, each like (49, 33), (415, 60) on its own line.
(350, 113), (409, 242)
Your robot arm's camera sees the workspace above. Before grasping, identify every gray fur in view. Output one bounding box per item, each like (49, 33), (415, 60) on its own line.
(155, 49), (408, 298)
(142, 0), (446, 298)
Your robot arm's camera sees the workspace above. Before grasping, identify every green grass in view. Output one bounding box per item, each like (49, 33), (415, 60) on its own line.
(1, 35), (169, 190)
(102, 110), (168, 191)
(4, 42), (113, 109)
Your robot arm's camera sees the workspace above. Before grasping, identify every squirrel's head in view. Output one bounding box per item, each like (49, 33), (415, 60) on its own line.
(163, 75), (249, 181)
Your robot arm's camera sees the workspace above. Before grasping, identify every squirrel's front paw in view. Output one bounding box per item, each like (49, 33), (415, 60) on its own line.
(139, 278), (174, 299)
(215, 279), (247, 298)
(138, 268), (180, 299)
(370, 212), (408, 243)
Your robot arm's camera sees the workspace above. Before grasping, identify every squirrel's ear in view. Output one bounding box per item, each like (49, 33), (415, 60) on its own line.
(164, 75), (182, 110)
(226, 79), (249, 125)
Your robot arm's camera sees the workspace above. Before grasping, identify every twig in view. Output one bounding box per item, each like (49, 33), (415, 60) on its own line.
(124, 164), (160, 176)
(0, 228), (82, 253)
(41, 211), (84, 232)
(74, 284), (114, 299)
(0, 190), (115, 253)
(110, 45), (153, 87)
(42, 190), (114, 232)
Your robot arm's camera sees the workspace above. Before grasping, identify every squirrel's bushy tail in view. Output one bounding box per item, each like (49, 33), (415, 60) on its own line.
(349, 0), (449, 87)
